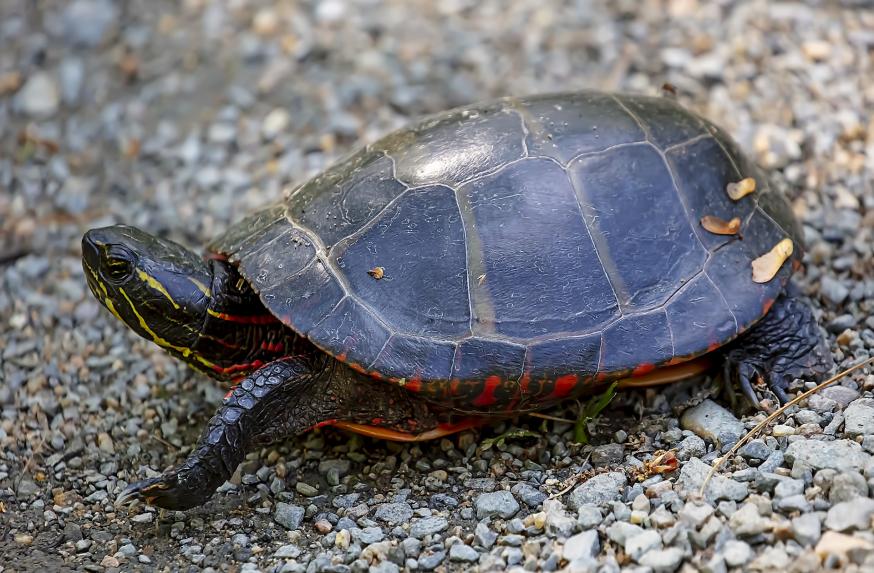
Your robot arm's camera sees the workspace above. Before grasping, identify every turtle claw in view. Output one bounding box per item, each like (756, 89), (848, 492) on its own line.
(115, 473), (198, 511)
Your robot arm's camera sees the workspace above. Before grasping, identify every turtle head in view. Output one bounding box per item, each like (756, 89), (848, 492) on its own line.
(82, 225), (211, 357)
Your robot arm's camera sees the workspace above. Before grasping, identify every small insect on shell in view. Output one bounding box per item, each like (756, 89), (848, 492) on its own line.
(726, 177), (756, 201)
(367, 267), (385, 280)
(700, 215), (741, 235)
(752, 238), (793, 283)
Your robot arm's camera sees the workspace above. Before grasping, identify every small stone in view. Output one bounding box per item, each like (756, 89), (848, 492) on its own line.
(829, 471), (868, 503)
(606, 521), (643, 546)
(97, 432), (114, 454)
(448, 543), (478, 562)
(314, 519), (332, 534)
(410, 516), (448, 538)
(626, 529), (662, 561)
(591, 443), (624, 465)
(679, 458), (749, 503)
(417, 550), (445, 570)
(475, 521), (497, 549)
(819, 276), (849, 305)
(62, 0), (119, 47)
(774, 478), (805, 498)
(568, 472), (627, 509)
(295, 482), (318, 496)
(131, 512), (153, 524)
(274, 544), (301, 558)
(680, 399), (744, 449)
(356, 526), (384, 544)
(815, 531), (874, 563)
(824, 498), (874, 532)
(631, 494), (650, 513)
(677, 435), (707, 460)
(722, 540), (753, 567)
(15, 72), (60, 118)
(475, 491), (520, 519)
(774, 494), (811, 513)
(543, 499), (575, 537)
(563, 530), (599, 561)
(820, 386), (860, 407)
(100, 555), (119, 568)
(679, 502), (714, 528)
(738, 439), (771, 462)
(749, 546), (790, 569)
(729, 503), (770, 537)
(511, 483), (547, 508)
(374, 502), (413, 525)
(274, 502), (305, 530)
(262, 108), (291, 140)
(638, 547), (684, 573)
(14, 533), (33, 545)
(791, 513), (822, 546)
(576, 504), (603, 529)
(785, 439), (870, 472)
(649, 506), (676, 528)
(772, 425), (795, 437)
(844, 399), (874, 436)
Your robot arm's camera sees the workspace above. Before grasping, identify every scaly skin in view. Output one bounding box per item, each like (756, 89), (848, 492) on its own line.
(115, 356), (443, 510)
(723, 289), (833, 405)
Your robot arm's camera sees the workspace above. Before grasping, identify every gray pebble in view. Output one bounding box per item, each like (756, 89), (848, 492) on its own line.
(475, 491), (519, 519)
(409, 516), (448, 538)
(568, 472), (627, 510)
(844, 399), (874, 436)
(15, 72), (60, 118)
(824, 497), (874, 531)
(62, 0), (118, 47)
(563, 530), (599, 561)
(680, 400), (744, 450)
(638, 547), (684, 573)
(274, 502), (304, 530)
(785, 439), (870, 472)
(791, 513), (821, 546)
(511, 482), (546, 508)
(448, 543), (478, 562)
(374, 503), (413, 525)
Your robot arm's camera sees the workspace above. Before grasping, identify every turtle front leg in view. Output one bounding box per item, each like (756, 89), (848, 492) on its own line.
(116, 356), (439, 510)
(723, 286), (833, 407)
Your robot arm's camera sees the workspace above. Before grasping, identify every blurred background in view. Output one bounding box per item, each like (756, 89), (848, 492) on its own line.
(1, 0), (872, 571)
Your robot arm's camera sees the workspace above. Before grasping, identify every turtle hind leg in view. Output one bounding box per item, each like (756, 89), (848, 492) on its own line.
(116, 356), (440, 511)
(723, 287), (833, 408)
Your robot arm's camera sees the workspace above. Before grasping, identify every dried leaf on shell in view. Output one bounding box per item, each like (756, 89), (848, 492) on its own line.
(700, 215), (741, 235)
(751, 238), (793, 283)
(726, 177), (756, 200)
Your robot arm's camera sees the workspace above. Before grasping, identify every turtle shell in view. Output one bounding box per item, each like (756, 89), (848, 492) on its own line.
(210, 92), (802, 412)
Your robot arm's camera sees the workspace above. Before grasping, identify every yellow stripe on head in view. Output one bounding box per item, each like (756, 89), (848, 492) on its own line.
(136, 270), (180, 309)
(118, 287), (191, 357)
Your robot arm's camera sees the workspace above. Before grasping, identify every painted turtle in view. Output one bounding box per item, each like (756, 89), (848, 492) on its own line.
(82, 92), (832, 510)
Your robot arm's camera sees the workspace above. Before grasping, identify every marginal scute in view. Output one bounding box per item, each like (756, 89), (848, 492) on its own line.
(666, 136), (756, 250)
(616, 94), (708, 148)
(665, 276), (737, 357)
(600, 309), (672, 374)
(524, 333), (602, 395)
(307, 297), (392, 369)
(368, 335), (456, 382)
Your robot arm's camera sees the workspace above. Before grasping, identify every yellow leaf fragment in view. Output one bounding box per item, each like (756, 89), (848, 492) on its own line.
(751, 238), (793, 283)
(367, 267), (385, 280)
(726, 177), (756, 200)
(700, 215), (741, 235)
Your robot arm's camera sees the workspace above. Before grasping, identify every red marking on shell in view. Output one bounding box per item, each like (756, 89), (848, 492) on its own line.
(792, 259), (802, 272)
(312, 419), (337, 430)
(450, 379), (461, 395)
(596, 372), (609, 382)
(472, 375), (502, 407)
(707, 341), (721, 353)
(371, 418), (384, 425)
(211, 311), (279, 325)
(762, 297), (775, 315)
(405, 377), (422, 392)
(260, 341), (285, 353)
(549, 374), (579, 399)
(632, 363), (656, 377)
(519, 371), (531, 395)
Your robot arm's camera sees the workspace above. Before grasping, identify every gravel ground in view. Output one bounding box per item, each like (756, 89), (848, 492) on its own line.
(2, 0), (873, 571)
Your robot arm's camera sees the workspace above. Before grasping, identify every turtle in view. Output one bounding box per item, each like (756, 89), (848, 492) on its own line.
(81, 91), (832, 511)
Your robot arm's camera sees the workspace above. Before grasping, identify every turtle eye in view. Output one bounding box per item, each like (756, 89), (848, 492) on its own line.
(104, 245), (135, 282)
